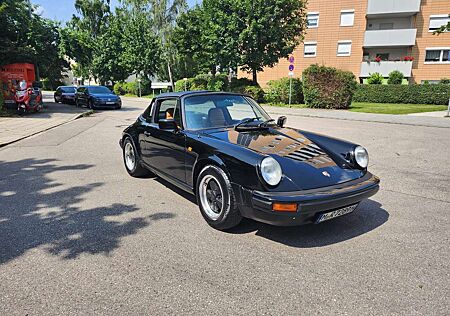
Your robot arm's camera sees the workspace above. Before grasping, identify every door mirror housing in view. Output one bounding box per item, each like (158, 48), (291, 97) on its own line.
(159, 119), (178, 131)
(277, 116), (287, 128)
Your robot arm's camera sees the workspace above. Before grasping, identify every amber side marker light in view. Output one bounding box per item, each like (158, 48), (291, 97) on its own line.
(272, 203), (298, 212)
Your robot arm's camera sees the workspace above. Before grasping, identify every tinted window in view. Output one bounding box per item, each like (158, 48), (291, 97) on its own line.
(87, 86), (112, 94)
(61, 87), (76, 93)
(183, 94), (270, 130)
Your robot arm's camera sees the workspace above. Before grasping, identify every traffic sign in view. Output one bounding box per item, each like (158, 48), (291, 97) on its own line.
(289, 56), (295, 64)
(288, 71), (294, 77)
(289, 64), (294, 72)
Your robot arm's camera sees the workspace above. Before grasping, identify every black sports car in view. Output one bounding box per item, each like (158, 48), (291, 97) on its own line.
(120, 91), (380, 230)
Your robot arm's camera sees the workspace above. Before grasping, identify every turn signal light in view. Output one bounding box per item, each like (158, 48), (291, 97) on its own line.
(272, 203), (298, 212)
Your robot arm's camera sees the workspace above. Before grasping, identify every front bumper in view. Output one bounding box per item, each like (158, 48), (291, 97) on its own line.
(233, 173), (380, 226)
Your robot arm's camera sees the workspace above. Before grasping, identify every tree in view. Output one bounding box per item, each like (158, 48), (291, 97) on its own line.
(120, 3), (162, 79)
(0, 0), (68, 84)
(173, 0), (307, 84)
(236, 0), (307, 83)
(91, 11), (130, 84)
(433, 15), (450, 34)
(60, 0), (112, 82)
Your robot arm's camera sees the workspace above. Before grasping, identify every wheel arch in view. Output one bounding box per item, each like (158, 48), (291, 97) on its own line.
(192, 155), (231, 194)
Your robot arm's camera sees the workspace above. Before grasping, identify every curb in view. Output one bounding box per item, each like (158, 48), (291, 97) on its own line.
(0, 110), (94, 148)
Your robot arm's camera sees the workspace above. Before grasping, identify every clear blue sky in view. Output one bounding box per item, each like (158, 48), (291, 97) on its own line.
(31, 0), (201, 23)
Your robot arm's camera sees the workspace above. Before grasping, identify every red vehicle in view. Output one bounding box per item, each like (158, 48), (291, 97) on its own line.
(0, 63), (42, 112)
(14, 80), (43, 115)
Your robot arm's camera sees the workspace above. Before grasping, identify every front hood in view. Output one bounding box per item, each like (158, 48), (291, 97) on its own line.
(91, 93), (118, 99)
(205, 127), (364, 190)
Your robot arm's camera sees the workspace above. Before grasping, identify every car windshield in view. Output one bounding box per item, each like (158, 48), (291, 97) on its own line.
(61, 87), (76, 93)
(183, 94), (271, 130)
(88, 86), (112, 94)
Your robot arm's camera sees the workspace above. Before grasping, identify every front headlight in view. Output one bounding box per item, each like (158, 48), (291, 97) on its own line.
(260, 156), (282, 186)
(354, 146), (369, 169)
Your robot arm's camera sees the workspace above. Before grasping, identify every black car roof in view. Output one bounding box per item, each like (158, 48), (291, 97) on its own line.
(156, 91), (245, 99)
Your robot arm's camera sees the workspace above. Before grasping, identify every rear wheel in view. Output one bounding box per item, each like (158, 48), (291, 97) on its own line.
(122, 137), (151, 177)
(197, 165), (242, 230)
(88, 100), (95, 110)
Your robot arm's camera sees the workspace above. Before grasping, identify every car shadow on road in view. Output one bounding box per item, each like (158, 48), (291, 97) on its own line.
(0, 158), (175, 264)
(228, 199), (389, 248)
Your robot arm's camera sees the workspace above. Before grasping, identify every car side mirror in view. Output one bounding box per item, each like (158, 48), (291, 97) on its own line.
(159, 119), (178, 131)
(277, 116), (287, 128)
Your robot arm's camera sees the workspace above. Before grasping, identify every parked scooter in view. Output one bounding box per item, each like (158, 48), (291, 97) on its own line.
(15, 80), (43, 115)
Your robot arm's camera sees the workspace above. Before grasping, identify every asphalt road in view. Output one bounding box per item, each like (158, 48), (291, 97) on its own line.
(1, 95), (449, 315)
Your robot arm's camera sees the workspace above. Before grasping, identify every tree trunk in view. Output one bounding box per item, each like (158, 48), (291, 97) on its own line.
(252, 68), (258, 85)
(167, 62), (174, 91)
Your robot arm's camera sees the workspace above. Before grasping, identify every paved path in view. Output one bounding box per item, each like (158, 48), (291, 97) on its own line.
(0, 92), (88, 147)
(1, 96), (449, 315)
(262, 105), (450, 128)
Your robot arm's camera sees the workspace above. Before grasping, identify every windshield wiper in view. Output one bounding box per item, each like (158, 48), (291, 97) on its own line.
(258, 119), (276, 128)
(234, 117), (261, 130)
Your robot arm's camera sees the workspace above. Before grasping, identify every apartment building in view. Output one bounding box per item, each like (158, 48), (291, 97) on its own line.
(248, 0), (450, 87)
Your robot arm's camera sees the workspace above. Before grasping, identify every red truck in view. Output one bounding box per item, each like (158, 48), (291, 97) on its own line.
(0, 63), (36, 108)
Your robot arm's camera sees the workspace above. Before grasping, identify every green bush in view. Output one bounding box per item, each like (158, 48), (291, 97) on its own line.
(208, 74), (229, 92)
(243, 85), (265, 103)
(440, 78), (450, 84)
(302, 64), (357, 109)
(113, 82), (125, 95)
(367, 73), (384, 85)
(387, 71), (404, 85)
(229, 78), (255, 93)
(265, 77), (303, 104)
(353, 84), (450, 105)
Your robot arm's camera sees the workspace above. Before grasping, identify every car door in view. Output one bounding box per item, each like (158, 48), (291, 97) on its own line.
(76, 87), (85, 105)
(141, 98), (186, 183)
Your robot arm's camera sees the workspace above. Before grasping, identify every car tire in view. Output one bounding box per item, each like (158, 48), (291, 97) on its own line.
(75, 98), (80, 107)
(88, 100), (95, 110)
(196, 165), (242, 230)
(54, 98), (59, 103)
(122, 137), (151, 178)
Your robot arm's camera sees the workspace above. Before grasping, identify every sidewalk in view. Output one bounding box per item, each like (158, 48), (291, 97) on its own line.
(0, 93), (90, 147)
(262, 106), (450, 128)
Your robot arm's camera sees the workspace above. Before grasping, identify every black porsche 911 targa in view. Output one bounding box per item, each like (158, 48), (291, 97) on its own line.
(120, 91), (380, 230)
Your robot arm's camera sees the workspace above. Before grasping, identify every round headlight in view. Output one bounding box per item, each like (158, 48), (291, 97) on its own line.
(260, 157), (282, 186)
(354, 146), (369, 169)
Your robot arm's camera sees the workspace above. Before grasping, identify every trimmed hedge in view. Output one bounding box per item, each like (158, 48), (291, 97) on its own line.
(175, 74), (230, 92)
(354, 84), (450, 105)
(265, 77), (303, 104)
(303, 64), (357, 109)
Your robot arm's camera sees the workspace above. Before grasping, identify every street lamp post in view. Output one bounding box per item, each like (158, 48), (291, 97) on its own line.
(184, 78), (188, 91)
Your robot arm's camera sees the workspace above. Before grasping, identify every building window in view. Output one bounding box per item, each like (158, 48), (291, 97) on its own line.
(425, 49), (450, 63)
(307, 13), (319, 28)
(340, 10), (354, 27)
(304, 42), (317, 57)
(337, 41), (352, 56)
(429, 15), (450, 32)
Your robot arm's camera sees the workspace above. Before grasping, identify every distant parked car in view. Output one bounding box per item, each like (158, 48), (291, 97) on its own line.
(54, 86), (77, 104)
(75, 85), (122, 110)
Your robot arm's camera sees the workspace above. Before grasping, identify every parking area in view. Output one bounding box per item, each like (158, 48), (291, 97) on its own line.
(0, 96), (449, 315)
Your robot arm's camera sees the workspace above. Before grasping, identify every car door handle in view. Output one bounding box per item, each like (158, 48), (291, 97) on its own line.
(144, 131), (151, 136)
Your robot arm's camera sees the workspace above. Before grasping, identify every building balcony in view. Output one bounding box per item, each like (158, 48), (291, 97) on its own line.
(364, 29), (417, 48)
(360, 61), (413, 77)
(367, 0), (421, 18)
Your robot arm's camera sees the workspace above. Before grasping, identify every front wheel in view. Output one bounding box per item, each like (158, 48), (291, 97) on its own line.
(196, 165), (242, 230)
(122, 137), (151, 178)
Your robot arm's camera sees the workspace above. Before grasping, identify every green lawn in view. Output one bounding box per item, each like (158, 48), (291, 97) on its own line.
(264, 102), (448, 115)
(349, 102), (448, 115)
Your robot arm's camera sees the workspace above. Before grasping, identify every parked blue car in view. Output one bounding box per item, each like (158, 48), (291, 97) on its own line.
(75, 85), (122, 110)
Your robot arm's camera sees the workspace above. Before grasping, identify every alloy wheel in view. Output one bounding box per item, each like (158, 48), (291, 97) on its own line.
(199, 175), (224, 220)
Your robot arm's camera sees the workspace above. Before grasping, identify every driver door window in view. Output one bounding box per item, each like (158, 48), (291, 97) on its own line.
(156, 99), (182, 127)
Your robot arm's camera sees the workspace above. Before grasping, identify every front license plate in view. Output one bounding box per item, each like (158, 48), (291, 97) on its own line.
(316, 204), (358, 224)
(106, 102), (115, 105)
